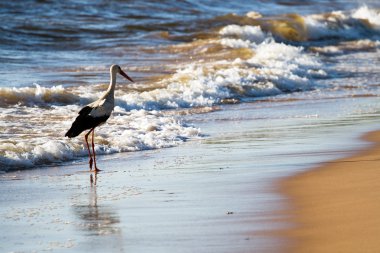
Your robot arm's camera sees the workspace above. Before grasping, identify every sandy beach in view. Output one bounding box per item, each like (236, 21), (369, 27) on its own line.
(282, 130), (380, 253)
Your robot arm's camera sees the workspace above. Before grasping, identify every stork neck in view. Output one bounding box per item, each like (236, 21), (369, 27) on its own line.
(107, 70), (117, 96)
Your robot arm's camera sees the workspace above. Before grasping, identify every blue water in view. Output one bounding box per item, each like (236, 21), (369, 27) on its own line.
(1, 0), (379, 87)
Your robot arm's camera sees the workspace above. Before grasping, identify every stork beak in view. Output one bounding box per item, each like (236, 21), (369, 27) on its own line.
(119, 69), (134, 82)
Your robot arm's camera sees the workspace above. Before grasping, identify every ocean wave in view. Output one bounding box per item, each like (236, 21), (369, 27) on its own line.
(1, 40), (326, 114)
(122, 8), (377, 109)
(352, 5), (380, 30)
(0, 37), (324, 111)
(243, 6), (380, 42)
(0, 84), (90, 107)
(0, 109), (199, 171)
(303, 7), (380, 41)
(2, 6), (378, 111)
(219, 25), (266, 44)
(111, 24), (325, 110)
(2, 5), (379, 171)
(310, 39), (380, 55)
(120, 5), (380, 110)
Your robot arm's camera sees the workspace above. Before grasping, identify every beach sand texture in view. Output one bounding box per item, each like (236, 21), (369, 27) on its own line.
(283, 131), (380, 253)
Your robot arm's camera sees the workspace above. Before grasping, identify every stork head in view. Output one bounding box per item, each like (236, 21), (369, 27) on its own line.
(110, 64), (134, 82)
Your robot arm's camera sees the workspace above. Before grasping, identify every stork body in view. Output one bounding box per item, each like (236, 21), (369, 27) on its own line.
(65, 64), (133, 171)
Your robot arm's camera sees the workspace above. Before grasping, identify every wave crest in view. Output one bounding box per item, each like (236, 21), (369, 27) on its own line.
(0, 84), (86, 107)
(0, 109), (199, 171)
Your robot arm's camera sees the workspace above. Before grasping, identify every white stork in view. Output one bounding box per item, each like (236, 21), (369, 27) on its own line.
(65, 64), (134, 172)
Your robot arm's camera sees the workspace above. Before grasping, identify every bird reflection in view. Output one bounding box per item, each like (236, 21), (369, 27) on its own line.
(72, 174), (121, 236)
(90, 173), (97, 186)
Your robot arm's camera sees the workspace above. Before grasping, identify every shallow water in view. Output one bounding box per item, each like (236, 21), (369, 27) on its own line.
(1, 1), (380, 170)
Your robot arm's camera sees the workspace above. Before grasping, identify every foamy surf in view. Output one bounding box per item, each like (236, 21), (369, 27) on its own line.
(0, 38), (324, 110)
(1, 6), (379, 171)
(241, 5), (380, 42)
(0, 107), (199, 170)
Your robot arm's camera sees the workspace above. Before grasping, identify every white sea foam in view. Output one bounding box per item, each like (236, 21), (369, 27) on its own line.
(352, 5), (380, 29)
(220, 38), (254, 49)
(304, 6), (380, 40)
(219, 25), (267, 49)
(219, 25), (266, 44)
(218, 24), (325, 93)
(0, 107), (199, 170)
(111, 26), (324, 110)
(0, 84), (89, 107)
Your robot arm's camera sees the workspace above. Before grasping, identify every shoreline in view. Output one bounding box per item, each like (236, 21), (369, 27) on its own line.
(281, 129), (380, 253)
(1, 98), (379, 253)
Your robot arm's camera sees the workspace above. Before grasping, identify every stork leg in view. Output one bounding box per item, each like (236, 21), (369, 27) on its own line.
(91, 128), (100, 172)
(85, 128), (94, 170)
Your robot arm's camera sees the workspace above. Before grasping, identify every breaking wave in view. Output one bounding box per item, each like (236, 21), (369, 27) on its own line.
(0, 108), (199, 170)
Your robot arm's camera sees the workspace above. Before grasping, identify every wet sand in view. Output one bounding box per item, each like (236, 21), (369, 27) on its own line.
(0, 143), (287, 253)
(282, 130), (380, 253)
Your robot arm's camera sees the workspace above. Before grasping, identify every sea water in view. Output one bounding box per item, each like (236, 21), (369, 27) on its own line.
(0, 1), (380, 171)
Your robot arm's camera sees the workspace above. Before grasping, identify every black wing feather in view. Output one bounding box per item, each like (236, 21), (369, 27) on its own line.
(78, 106), (92, 116)
(65, 106), (110, 138)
